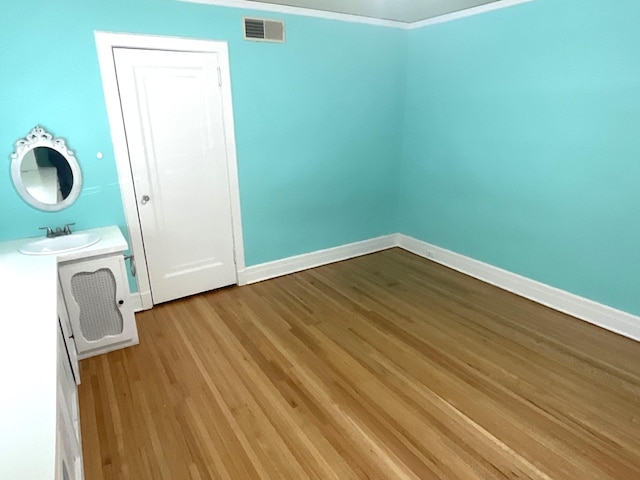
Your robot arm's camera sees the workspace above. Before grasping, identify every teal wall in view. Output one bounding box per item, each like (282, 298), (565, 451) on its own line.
(1, 0), (637, 317)
(400, 0), (640, 315)
(0, 0), (404, 266)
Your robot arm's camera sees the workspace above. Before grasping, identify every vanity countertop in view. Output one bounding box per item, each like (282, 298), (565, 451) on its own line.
(0, 226), (128, 479)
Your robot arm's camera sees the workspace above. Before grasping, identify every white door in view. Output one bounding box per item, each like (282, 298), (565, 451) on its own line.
(113, 48), (237, 304)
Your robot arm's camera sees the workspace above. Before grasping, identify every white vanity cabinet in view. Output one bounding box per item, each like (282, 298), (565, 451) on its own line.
(58, 253), (138, 359)
(0, 226), (137, 479)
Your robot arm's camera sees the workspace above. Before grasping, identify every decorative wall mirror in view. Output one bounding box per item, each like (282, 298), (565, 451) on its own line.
(10, 126), (82, 211)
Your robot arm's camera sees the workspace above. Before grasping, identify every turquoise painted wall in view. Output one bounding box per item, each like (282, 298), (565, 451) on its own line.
(400, 0), (640, 315)
(0, 0), (404, 267)
(1, 0), (636, 317)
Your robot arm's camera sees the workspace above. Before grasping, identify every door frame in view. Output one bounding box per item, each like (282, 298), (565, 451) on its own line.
(95, 31), (246, 310)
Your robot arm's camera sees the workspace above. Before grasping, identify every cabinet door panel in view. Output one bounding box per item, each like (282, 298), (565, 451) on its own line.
(59, 255), (138, 357)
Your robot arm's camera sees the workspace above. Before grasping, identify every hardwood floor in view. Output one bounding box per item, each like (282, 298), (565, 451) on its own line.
(79, 248), (640, 479)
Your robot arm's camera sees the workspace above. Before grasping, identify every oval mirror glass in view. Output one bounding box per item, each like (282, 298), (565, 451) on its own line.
(10, 126), (82, 211)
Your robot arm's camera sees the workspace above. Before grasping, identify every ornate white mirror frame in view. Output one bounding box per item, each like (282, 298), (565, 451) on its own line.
(10, 126), (82, 211)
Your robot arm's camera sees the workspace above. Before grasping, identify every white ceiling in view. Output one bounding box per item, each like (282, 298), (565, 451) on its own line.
(247, 0), (502, 23)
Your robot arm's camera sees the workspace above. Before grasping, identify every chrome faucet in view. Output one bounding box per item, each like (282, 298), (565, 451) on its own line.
(39, 223), (75, 238)
(39, 226), (54, 238)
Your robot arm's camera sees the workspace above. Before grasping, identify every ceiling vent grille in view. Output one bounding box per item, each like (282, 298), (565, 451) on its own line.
(244, 18), (285, 43)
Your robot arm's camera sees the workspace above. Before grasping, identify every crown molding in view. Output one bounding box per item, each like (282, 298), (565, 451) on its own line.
(176, 0), (406, 28)
(177, 0), (534, 30)
(408, 0), (534, 29)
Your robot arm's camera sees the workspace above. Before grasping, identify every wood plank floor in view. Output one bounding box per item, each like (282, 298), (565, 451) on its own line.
(79, 248), (640, 480)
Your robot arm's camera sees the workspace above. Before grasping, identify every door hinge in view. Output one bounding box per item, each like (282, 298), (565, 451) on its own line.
(217, 66), (222, 87)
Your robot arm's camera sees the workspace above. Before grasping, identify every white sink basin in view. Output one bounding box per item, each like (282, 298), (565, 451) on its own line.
(19, 232), (101, 255)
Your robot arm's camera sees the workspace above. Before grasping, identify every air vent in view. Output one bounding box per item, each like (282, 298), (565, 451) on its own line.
(243, 18), (285, 43)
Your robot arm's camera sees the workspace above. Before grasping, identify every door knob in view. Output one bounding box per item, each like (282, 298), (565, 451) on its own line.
(141, 195), (150, 205)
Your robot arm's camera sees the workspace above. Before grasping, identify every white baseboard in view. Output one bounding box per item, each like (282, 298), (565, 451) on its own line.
(129, 291), (148, 312)
(395, 234), (640, 342)
(240, 234), (397, 285)
(233, 233), (640, 342)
